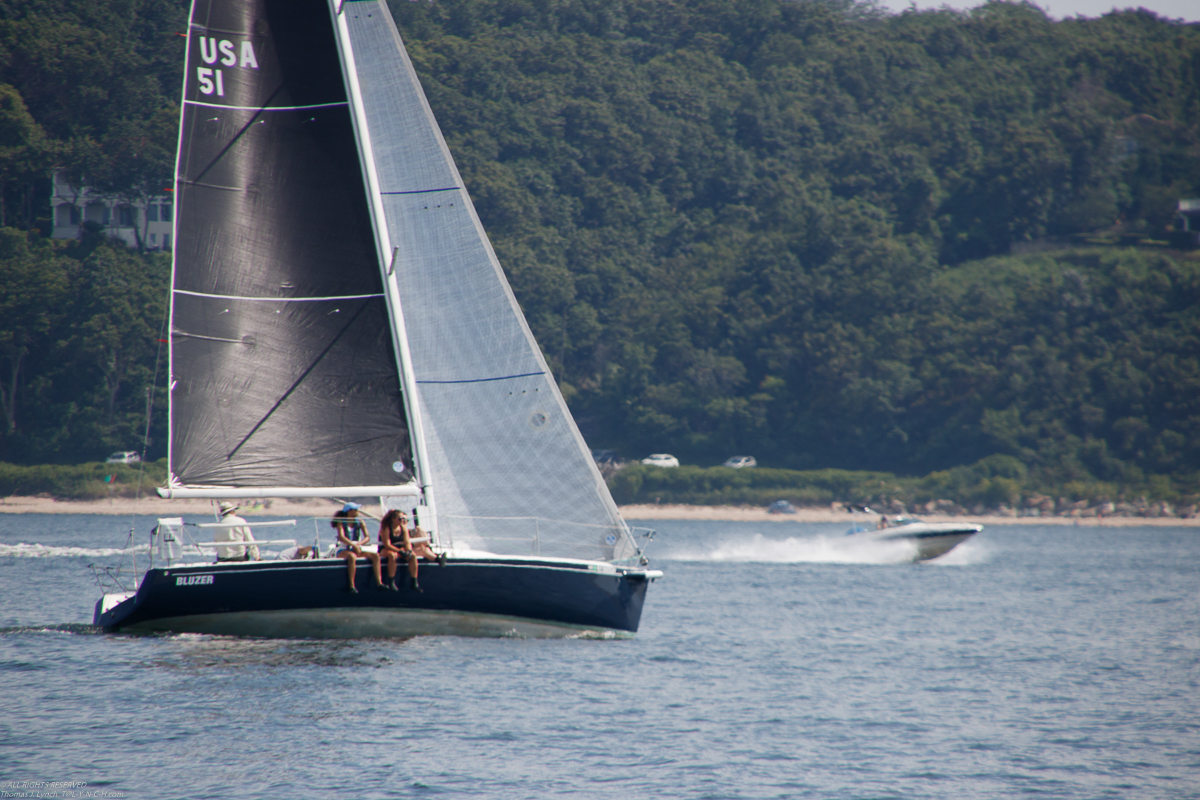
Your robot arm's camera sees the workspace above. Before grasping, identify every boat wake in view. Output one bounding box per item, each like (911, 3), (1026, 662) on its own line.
(670, 532), (921, 564)
(0, 542), (147, 558)
(150, 635), (399, 670)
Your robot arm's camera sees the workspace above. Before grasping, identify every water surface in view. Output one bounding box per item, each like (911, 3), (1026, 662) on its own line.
(1, 514), (1197, 798)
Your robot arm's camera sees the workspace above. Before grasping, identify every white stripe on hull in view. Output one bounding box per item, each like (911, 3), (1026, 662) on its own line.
(120, 607), (634, 639)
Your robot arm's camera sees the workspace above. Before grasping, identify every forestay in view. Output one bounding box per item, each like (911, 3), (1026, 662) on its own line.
(335, 1), (635, 561)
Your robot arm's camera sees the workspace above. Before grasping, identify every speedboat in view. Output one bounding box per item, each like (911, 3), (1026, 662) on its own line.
(846, 515), (982, 561)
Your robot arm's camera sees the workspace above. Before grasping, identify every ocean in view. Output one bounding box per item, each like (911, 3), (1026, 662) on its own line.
(1, 514), (1197, 799)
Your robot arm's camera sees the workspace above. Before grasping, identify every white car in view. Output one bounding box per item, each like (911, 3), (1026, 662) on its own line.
(105, 451), (141, 464)
(641, 454), (679, 468)
(723, 455), (757, 468)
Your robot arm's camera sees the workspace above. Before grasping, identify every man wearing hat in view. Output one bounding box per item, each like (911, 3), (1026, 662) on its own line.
(215, 501), (260, 562)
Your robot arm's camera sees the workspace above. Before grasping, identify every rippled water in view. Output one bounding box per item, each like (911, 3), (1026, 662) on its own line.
(2, 514), (1198, 799)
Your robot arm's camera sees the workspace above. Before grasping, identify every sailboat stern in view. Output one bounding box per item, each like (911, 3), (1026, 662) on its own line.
(93, 591), (139, 627)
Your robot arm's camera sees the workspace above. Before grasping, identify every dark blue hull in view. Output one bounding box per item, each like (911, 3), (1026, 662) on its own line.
(95, 556), (654, 638)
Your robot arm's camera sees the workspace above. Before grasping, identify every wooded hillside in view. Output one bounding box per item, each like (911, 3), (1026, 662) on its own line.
(0, 0), (1197, 503)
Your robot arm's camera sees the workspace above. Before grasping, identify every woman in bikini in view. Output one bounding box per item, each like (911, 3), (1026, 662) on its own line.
(333, 503), (385, 593)
(378, 509), (443, 592)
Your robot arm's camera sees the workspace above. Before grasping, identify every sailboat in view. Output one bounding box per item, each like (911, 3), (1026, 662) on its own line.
(94, 0), (660, 638)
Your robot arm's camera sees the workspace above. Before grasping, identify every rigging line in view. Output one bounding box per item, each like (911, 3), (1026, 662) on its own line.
(185, 99), (349, 112)
(175, 289), (384, 302)
(416, 371), (544, 384)
(126, 298), (172, 547)
(226, 301), (371, 461)
(111, 298), (172, 587)
(380, 187), (460, 195)
(190, 83), (286, 186)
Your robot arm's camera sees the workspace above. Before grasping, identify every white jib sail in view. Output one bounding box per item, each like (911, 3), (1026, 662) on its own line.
(332, 0), (636, 562)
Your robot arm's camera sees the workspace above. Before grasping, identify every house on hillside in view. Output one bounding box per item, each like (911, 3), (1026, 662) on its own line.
(50, 172), (174, 251)
(1171, 199), (1200, 250)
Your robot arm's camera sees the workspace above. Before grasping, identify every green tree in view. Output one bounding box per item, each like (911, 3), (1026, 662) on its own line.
(0, 227), (68, 436)
(0, 84), (49, 229)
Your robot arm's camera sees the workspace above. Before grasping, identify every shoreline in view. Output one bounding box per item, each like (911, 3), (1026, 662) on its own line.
(0, 496), (1196, 526)
(619, 503), (1199, 526)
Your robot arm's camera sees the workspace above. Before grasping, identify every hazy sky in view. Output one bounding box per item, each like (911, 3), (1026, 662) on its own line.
(876, 0), (1199, 22)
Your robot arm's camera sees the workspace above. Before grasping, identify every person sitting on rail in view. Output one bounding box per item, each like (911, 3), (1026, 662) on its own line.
(377, 509), (406, 591)
(332, 503), (385, 593)
(215, 502), (260, 562)
(378, 508), (445, 593)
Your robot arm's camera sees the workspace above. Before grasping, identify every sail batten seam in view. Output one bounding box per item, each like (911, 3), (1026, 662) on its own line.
(381, 187), (460, 195)
(182, 180), (241, 192)
(416, 372), (545, 384)
(184, 100), (350, 112)
(173, 331), (249, 345)
(175, 290), (385, 302)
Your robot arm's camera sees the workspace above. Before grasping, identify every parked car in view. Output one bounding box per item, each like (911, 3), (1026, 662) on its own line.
(767, 499), (797, 514)
(105, 451), (141, 464)
(723, 455), (757, 468)
(641, 453), (680, 468)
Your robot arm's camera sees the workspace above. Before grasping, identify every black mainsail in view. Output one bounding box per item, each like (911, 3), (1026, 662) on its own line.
(168, 0), (414, 494)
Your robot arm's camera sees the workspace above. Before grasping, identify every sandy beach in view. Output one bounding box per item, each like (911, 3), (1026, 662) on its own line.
(0, 495), (341, 519)
(0, 495), (1195, 526)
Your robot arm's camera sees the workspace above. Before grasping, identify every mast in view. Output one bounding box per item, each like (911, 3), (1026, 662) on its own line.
(164, 2), (194, 501)
(327, 0), (439, 532)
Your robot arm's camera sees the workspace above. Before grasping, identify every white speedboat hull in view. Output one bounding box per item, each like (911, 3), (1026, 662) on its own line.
(856, 522), (983, 561)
